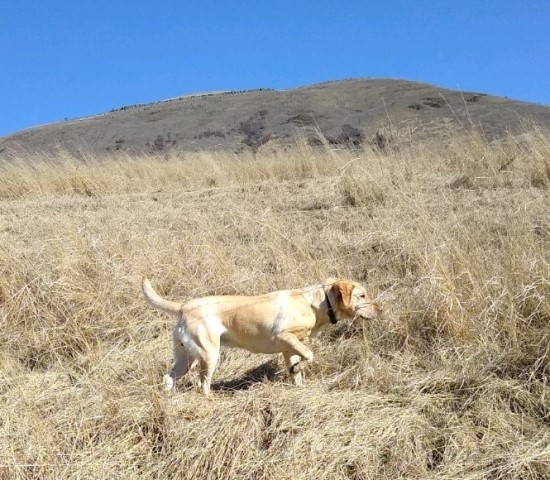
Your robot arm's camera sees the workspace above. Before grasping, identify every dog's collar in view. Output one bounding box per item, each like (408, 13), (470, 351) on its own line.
(325, 293), (338, 325)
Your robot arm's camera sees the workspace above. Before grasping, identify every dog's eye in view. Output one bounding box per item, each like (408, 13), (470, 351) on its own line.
(359, 293), (366, 299)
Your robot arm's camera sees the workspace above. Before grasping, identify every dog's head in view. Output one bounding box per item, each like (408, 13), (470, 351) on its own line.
(325, 278), (383, 321)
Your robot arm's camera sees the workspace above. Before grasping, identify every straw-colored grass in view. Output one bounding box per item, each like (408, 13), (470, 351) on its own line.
(1, 127), (550, 479)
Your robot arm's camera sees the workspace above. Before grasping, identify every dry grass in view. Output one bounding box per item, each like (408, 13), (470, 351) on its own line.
(1, 127), (550, 479)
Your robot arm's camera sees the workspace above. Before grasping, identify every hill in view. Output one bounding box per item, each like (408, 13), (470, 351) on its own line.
(1, 78), (550, 156)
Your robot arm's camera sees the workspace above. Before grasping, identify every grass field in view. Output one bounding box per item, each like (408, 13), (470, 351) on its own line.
(1, 128), (550, 479)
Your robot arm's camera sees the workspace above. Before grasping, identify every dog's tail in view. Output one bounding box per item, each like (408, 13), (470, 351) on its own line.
(142, 278), (182, 315)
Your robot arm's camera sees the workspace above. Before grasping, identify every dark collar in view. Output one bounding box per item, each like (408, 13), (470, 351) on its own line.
(325, 293), (338, 325)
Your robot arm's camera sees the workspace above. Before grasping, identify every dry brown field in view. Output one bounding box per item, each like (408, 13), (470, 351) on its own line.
(1, 128), (550, 479)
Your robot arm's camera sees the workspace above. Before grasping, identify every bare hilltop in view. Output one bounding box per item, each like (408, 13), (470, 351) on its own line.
(2, 78), (549, 156)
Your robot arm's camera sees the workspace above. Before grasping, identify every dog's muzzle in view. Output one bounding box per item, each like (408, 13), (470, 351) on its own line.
(355, 302), (383, 320)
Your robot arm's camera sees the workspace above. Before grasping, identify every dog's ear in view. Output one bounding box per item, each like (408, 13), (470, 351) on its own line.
(328, 280), (353, 311)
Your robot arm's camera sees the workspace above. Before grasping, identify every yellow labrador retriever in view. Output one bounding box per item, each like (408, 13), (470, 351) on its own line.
(142, 277), (382, 394)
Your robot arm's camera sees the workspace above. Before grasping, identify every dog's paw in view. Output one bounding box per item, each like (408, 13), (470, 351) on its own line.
(289, 361), (304, 375)
(292, 370), (304, 387)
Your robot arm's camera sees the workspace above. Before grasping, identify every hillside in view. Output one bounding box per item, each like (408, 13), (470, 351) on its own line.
(1, 78), (550, 156)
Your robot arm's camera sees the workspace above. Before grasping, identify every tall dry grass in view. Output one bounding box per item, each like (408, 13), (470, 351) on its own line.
(1, 127), (550, 479)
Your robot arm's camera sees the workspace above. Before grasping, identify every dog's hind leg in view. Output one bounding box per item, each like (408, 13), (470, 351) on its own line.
(164, 341), (196, 391)
(197, 340), (220, 396)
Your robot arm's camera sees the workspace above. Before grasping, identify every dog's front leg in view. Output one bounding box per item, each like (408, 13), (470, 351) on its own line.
(283, 352), (305, 386)
(274, 332), (314, 362)
(274, 332), (313, 386)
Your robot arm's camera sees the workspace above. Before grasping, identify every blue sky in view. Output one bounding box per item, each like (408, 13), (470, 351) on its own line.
(1, 0), (549, 136)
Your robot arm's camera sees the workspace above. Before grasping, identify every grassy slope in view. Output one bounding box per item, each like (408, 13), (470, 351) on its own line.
(1, 129), (550, 479)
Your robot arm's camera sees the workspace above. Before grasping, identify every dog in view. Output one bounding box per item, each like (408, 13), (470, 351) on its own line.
(142, 277), (382, 394)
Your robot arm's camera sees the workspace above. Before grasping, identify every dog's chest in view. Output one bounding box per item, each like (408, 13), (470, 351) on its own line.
(310, 322), (328, 338)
